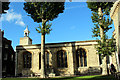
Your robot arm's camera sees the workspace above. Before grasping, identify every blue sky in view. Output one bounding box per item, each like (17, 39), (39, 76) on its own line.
(1, 2), (114, 50)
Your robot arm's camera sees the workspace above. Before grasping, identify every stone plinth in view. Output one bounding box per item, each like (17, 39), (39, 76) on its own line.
(49, 73), (55, 77)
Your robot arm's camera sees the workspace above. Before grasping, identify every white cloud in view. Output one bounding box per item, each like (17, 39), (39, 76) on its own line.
(1, 9), (25, 27)
(9, 0), (25, 2)
(15, 20), (25, 26)
(70, 26), (76, 30)
(0, 16), (4, 21)
(65, 5), (86, 10)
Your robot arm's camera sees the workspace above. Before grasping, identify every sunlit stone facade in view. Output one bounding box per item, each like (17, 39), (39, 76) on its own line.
(16, 32), (118, 77)
(16, 39), (102, 76)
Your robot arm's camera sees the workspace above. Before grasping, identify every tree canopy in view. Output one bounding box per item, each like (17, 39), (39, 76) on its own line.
(24, 2), (64, 23)
(87, 2), (113, 13)
(87, 2), (116, 57)
(1, 2), (10, 14)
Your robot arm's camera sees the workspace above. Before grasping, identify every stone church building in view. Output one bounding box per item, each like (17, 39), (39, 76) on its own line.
(16, 1), (120, 77)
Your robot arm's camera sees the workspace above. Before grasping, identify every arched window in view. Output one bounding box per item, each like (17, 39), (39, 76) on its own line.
(76, 48), (87, 67)
(57, 50), (68, 68)
(23, 51), (32, 68)
(39, 51), (50, 69)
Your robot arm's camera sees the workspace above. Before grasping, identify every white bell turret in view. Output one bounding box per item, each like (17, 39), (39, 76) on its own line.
(20, 26), (32, 45)
(24, 26), (30, 37)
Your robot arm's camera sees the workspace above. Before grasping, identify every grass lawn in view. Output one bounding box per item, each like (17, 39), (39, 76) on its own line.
(1, 75), (118, 80)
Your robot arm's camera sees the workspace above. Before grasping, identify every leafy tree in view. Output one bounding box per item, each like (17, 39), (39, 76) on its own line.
(2, 2), (10, 14)
(0, 0), (10, 14)
(87, 1), (116, 75)
(24, 1), (64, 78)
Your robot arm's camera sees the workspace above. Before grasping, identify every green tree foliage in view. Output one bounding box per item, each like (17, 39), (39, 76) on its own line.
(1, 1), (10, 14)
(95, 35), (116, 58)
(87, 1), (116, 75)
(87, 2), (113, 13)
(36, 22), (52, 35)
(87, 2), (116, 57)
(24, 2), (64, 23)
(91, 11), (112, 38)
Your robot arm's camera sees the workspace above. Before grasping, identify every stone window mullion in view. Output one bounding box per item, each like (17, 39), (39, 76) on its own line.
(47, 52), (49, 68)
(82, 50), (85, 67)
(57, 50), (68, 68)
(60, 52), (62, 67)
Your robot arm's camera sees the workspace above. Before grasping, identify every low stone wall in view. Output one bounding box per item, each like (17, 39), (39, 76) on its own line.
(76, 66), (101, 75)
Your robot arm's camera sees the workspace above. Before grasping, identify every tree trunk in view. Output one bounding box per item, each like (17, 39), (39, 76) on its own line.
(102, 56), (107, 75)
(41, 19), (46, 78)
(98, 7), (108, 75)
(41, 34), (45, 78)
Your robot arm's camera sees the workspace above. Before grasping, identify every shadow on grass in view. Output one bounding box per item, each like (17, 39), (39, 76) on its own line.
(37, 75), (118, 80)
(1, 75), (118, 80)
(40, 75), (118, 80)
(38, 77), (75, 80)
(87, 75), (118, 80)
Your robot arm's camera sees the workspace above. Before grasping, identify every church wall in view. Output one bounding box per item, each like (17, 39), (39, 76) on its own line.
(16, 41), (102, 76)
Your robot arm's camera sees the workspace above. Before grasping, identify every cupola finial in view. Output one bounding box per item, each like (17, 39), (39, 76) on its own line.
(24, 25), (30, 37)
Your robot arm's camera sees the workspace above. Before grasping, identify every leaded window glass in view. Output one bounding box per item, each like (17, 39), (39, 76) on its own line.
(57, 50), (68, 68)
(23, 52), (32, 68)
(76, 48), (87, 67)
